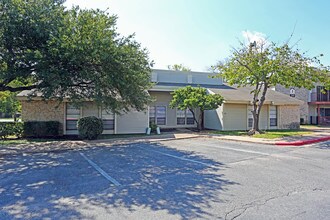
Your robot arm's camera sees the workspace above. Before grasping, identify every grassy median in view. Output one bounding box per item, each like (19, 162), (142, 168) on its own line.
(212, 129), (312, 139)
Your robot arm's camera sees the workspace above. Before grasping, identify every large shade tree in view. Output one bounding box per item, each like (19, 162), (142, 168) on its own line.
(215, 39), (330, 135)
(170, 86), (224, 130)
(0, 0), (153, 112)
(0, 91), (21, 119)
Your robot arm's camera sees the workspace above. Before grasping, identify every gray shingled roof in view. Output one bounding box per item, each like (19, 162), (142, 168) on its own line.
(17, 89), (42, 97)
(155, 82), (230, 89)
(17, 83), (303, 106)
(209, 86), (303, 105)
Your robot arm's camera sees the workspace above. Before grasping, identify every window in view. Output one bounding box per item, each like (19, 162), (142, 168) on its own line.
(149, 106), (156, 124)
(269, 106), (277, 127)
(101, 109), (114, 130)
(156, 106), (166, 125)
(248, 118), (253, 128)
(66, 104), (80, 130)
(248, 106), (253, 128)
(317, 86), (330, 102)
(176, 109), (186, 125)
(149, 106), (166, 125)
(176, 109), (195, 125)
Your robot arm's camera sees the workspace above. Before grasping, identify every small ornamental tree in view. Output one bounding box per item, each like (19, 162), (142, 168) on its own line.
(170, 86), (224, 130)
(215, 39), (330, 135)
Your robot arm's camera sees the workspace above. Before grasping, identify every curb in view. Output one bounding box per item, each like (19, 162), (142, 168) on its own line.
(0, 135), (201, 156)
(275, 136), (330, 146)
(202, 134), (276, 145)
(1, 134), (329, 156)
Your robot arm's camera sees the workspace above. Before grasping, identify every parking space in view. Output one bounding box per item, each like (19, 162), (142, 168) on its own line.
(0, 138), (329, 219)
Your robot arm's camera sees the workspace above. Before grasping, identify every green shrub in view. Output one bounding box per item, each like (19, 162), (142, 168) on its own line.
(0, 122), (23, 140)
(149, 122), (158, 133)
(77, 116), (103, 140)
(23, 121), (60, 138)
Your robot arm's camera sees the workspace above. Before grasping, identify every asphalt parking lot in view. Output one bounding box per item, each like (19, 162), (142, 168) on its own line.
(0, 138), (329, 220)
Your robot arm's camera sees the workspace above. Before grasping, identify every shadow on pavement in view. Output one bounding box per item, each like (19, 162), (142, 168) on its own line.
(0, 142), (237, 219)
(315, 141), (330, 149)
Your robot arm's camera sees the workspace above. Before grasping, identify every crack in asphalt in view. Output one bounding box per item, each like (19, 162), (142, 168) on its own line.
(289, 210), (307, 220)
(224, 188), (324, 220)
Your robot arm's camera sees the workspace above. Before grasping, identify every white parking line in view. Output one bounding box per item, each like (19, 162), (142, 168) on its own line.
(199, 144), (271, 156)
(79, 152), (121, 186)
(138, 146), (213, 167)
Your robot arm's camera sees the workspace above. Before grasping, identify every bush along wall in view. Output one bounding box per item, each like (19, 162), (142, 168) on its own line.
(23, 121), (61, 138)
(0, 122), (23, 140)
(77, 116), (103, 140)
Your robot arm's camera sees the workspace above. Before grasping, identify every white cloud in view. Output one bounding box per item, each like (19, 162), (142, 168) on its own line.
(242, 30), (267, 45)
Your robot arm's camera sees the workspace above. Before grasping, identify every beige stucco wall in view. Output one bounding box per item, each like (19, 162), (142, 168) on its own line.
(259, 105), (269, 130)
(204, 105), (224, 130)
(221, 104), (284, 131)
(275, 85), (310, 123)
(149, 91), (198, 128)
(21, 100), (65, 134)
(278, 105), (300, 129)
(116, 110), (149, 134)
(222, 103), (247, 130)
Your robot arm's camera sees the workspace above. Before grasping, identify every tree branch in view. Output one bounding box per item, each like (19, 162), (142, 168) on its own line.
(0, 84), (37, 92)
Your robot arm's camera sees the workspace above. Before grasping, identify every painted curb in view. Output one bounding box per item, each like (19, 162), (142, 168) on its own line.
(275, 136), (330, 146)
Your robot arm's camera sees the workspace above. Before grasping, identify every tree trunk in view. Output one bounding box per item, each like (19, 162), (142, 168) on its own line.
(197, 113), (201, 131)
(248, 82), (268, 135)
(188, 108), (200, 131)
(249, 84), (260, 135)
(197, 110), (204, 131)
(248, 112), (260, 135)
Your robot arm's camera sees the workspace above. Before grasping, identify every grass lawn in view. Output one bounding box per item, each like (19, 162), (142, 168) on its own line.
(211, 130), (247, 136)
(253, 130), (311, 139)
(300, 124), (323, 129)
(212, 129), (312, 139)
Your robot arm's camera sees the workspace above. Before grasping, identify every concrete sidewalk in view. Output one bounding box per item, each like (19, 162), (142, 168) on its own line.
(1, 127), (329, 155)
(0, 133), (201, 156)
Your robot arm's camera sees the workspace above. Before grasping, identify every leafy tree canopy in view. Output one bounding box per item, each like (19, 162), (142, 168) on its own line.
(167, 64), (191, 72)
(0, 0), (153, 113)
(215, 39), (330, 134)
(170, 86), (224, 130)
(0, 91), (21, 115)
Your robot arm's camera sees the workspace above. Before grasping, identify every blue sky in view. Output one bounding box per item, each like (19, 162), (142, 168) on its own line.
(64, 0), (330, 72)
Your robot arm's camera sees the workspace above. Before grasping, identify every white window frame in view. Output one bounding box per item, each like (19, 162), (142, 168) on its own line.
(65, 103), (81, 131)
(247, 105), (253, 129)
(65, 103), (115, 133)
(149, 106), (167, 125)
(176, 108), (195, 125)
(100, 108), (115, 130)
(269, 106), (278, 127)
